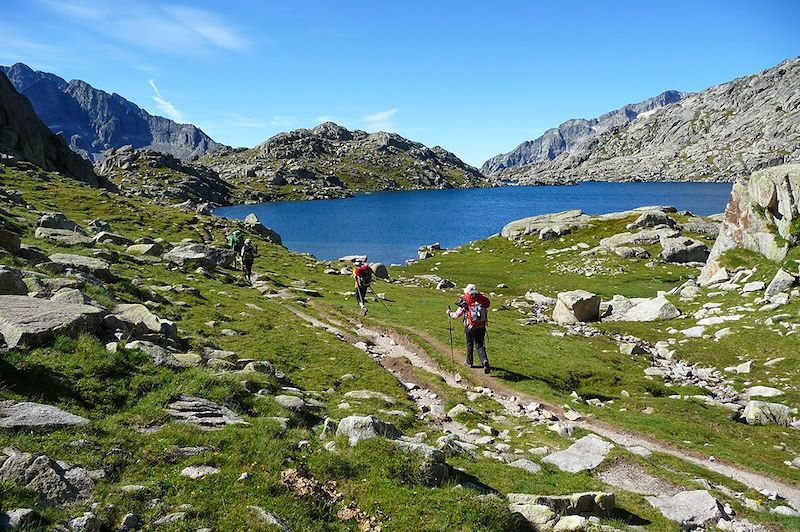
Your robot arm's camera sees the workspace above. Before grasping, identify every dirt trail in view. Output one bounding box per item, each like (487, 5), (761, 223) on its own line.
(290, 300), (800, 511)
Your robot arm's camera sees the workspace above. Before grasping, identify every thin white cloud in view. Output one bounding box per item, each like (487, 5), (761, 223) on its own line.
(270, 115), (298, 127)
(148, 79), (185, 122)
(363, 108), (399, 132)
(230, 113), (266, 128)
(39, 0), (250, 56)
(364, 109), (398, 123)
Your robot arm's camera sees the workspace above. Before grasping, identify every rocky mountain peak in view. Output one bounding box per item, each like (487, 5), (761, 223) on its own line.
(0, 72), (101, 186)
(0, 63), (225, 162)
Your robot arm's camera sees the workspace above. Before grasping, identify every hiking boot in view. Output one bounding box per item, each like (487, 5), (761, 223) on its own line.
(483, 362), (491, 374)
(362, 306), (368, 316)
(464, 362), (474, 368)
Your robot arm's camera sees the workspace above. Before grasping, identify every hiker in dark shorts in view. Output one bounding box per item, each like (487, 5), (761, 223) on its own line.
(240, 238), (256, 285)
(446, 283), (491, 373)
(353, 258), (373, 316)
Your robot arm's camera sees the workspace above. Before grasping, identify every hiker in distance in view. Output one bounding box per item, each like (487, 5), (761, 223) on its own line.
(353, 258), (374, 316)
(446, 284), (491, 374)
(240, 238), (257, 285)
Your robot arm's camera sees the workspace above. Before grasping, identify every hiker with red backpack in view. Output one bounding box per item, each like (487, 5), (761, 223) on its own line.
(353, 258), (374, 316)
(446, 284), (491, 373)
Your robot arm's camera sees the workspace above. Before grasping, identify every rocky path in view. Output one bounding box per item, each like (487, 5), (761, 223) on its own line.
(286, 300), (800, 513)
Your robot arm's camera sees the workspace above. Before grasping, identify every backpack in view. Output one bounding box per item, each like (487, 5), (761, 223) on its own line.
(465, 293), (487, 328)
(241, 243), (255, 261)
(355, 265), (372, 287)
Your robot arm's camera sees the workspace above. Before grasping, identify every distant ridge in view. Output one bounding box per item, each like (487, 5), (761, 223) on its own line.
(482, 90), (685, 174)
(484, 57), (800, 184)
(0, 63), (225, 162)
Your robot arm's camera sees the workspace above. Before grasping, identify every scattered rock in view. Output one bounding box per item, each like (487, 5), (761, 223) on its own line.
(0, 401), (89, 430)
(249, 505), (291, 530)
(542, 435), (614, 473)
(164, 243), (234, 270)
(336, 415), (401, 446)
(0, 508), (36, 529)
(34, 227), (94, 247)
(180, 465), (220, 479)
(126, 243), (163, 256)
(660, 236), (710, 263)
(646, 490), (724, 529)
(46, 253), (115, 282)
(343, 390), (396, 404)
(765, 269), (797, 297)
(165, 395), (249, 430)
(508, 458), (542, 474)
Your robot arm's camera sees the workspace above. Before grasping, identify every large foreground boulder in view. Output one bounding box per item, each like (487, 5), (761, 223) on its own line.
(701, 164), (800, 284)
(0, 296), (105, 349)
(0, 446), (94, 507)
(552, 290), (600, 324)
(164, 244), (234, 270)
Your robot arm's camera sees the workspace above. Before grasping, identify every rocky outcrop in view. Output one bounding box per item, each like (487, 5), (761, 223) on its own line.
(701, 164), (800, 283)
(243, 213), (282, 244)
(541, 435), (614, 473)
(0, 63), (224, 162)
(0, 72), (99, 185)
(489, 57), (800, 184)
(96, 146), (234, 206)
(165, 395), (249, 430)
(205, 122), (492, 202)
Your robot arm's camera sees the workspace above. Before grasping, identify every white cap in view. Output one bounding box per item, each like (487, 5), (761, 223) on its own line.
(464, 283), (477, 294)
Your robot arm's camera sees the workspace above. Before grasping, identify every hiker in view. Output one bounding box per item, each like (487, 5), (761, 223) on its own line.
(353, 258), (373, 316)
(240, 238), (256, 285)
(446, 284), (491, 373)
(228, 229), (244, 253)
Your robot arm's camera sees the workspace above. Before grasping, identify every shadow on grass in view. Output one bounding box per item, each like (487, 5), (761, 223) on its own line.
(0, 356), (76, 403)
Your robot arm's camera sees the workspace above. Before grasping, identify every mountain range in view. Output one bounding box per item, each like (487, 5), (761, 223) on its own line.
(484, 57), (800, 184)
(0, 63), (224, 162)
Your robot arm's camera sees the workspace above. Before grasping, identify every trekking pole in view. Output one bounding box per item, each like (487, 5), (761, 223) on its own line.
(368, 285), (390, 312)
(448, 306), (454, 364)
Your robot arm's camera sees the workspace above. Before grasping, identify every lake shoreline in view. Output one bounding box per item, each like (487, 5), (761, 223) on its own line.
(215, 182), (733, 264)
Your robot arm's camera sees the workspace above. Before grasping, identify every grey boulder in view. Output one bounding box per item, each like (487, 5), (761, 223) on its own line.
(620, 296), (681, 322)
(0, 224), (21, 254)
(0, 295), (105, 349)
(165, 395), (249, 430)
(0, 401), (89, 430)
(646, 490), (724, 529)
(742, 400), (793, 426)
(93, 231), (132, 246)
(164, 244), (234, 270)
(627, 210), (677, 230)
(126, 243), (163, 256)
(0, 266), (27, 295)
(0, 446), (94, 507)
(336, 415), (401, 446)
(243, 213), (283, 245)
(553, 290), (600, 324)
(765, 268), (797, 297)
(38, 213), (83, 233)
(45, 253), (115, 282)
(541, 435), (614, 473)
(660, 236), (710, 263)
(34, 228), (94, 247)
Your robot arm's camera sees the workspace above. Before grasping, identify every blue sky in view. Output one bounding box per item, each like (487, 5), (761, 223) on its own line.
(2, 1), (798, 166)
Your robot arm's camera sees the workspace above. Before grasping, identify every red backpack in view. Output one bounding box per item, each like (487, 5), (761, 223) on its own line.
(354, 265), (373, 286)
(465, 292), (489, 328)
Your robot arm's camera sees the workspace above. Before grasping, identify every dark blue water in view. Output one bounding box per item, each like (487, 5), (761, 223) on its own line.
(215, 182), (732, 265)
